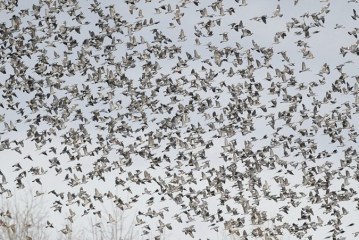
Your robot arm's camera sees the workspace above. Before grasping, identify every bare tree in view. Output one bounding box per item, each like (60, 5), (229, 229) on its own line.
(87, 199), (138, 240)
(0, 189), (49, 240)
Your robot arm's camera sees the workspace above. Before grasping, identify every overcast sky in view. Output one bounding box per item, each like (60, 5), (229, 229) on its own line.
(1, 0), (359, 239)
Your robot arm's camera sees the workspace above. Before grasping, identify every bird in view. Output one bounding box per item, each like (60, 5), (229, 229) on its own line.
(352, 9), (359, 20)
(299, 61), (310, 73)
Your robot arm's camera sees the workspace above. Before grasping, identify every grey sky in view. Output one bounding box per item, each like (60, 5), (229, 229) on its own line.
(1, 0), (359, 240)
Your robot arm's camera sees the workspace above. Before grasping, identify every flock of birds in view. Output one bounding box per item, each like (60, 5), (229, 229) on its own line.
(1, 0), (359, 239)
